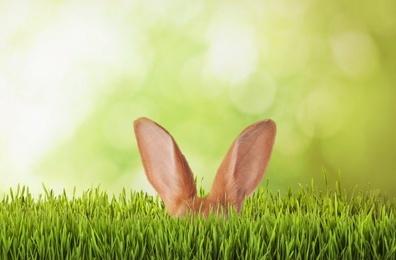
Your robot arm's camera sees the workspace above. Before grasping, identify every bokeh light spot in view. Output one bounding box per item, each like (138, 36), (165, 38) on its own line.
(297, 89), (346, 138)
(229, 73), (276, 115)
(321, 130), (367, 171)
(276, 121), (311, 157)
(206, 4), (258, 84)
(330, 30), (379, 79)
(102, 101), (136, 150)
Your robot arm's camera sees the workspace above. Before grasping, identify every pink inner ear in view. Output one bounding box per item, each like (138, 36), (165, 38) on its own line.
(233, 126), (276, 196)
(209, 119), (276, 211)
(134, 118), (197, 216)
(136, 121), (177, 196)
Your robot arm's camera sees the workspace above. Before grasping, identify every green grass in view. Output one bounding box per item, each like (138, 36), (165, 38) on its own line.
(1, 178), (395, 259)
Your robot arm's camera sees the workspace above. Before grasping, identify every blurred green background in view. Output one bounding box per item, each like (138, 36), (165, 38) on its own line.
(1, 1), (395, 197)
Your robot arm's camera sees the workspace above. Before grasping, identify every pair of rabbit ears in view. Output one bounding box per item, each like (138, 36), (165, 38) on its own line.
(134, 117), (276, 215)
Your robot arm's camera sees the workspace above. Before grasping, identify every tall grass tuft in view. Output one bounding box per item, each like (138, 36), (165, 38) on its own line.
(1, 178), (395, 259)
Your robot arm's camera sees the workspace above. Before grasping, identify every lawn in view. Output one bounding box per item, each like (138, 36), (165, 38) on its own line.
(1, 177), (395, 259)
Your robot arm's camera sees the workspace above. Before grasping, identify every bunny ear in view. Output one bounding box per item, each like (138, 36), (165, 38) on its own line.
(209, 119), (276, 212)
(133, 117), (197, 216)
